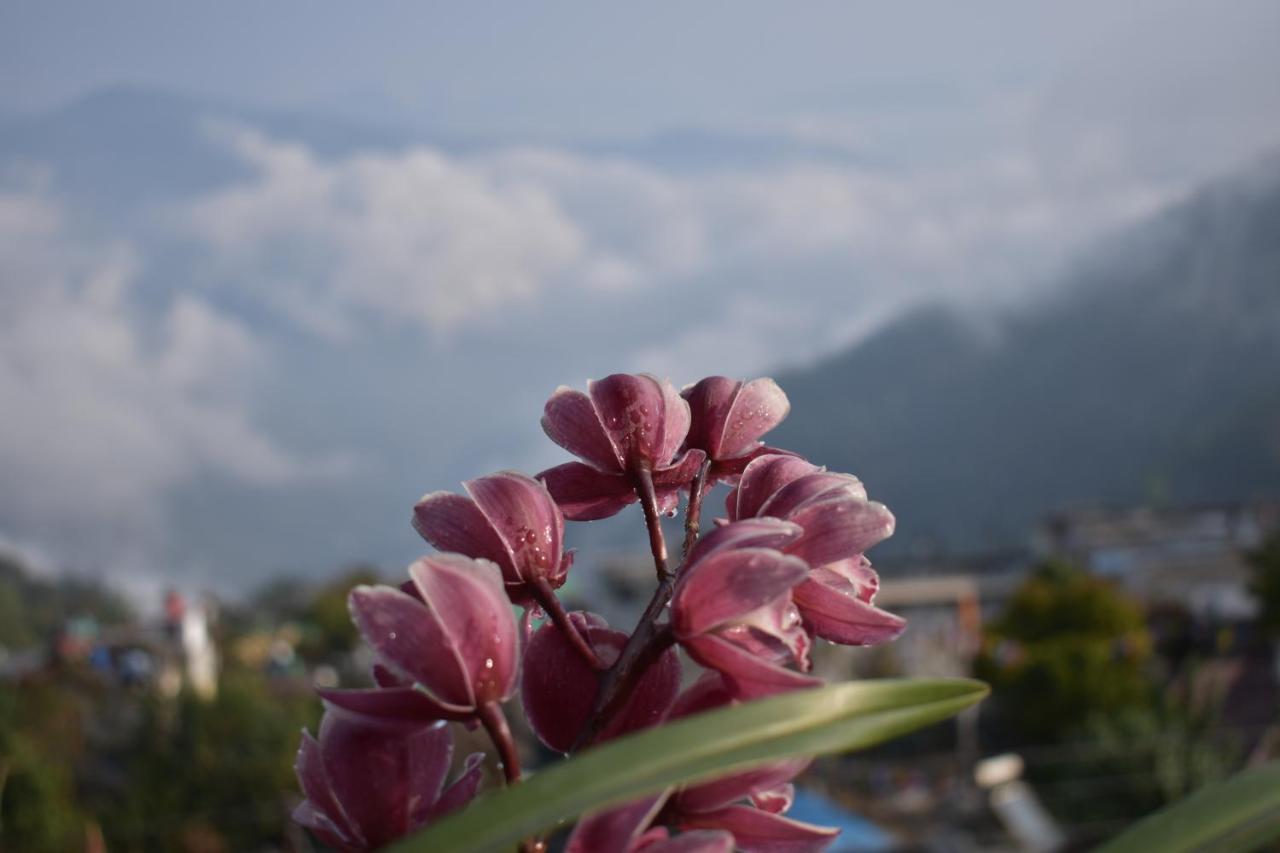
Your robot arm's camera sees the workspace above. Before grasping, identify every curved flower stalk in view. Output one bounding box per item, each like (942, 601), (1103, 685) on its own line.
(681, 376), (792, 484)
(728, 453), (906, 647)
(538, 373), (705, 520)
(671, 519), (821, 699)
(293, 710), (482, 852)
(320, 554), (518, 722)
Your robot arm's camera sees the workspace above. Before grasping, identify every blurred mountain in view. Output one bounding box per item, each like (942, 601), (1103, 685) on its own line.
(772, 156), (1280, 555)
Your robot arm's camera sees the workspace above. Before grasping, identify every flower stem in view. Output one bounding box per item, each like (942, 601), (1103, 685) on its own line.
(530, 577), (606, 670)
(680, 457), (712, 563)
(477, 701), (522, 787)
(634, 465), (670, 582)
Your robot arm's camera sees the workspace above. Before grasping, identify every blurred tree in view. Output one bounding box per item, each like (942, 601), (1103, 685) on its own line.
(975, 560), (1154, 741)
(296, 565), (381, 662)
(1248, 531), (1280, 637)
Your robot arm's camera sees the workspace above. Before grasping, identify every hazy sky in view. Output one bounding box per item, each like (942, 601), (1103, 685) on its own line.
(2, 1), (1279, 596)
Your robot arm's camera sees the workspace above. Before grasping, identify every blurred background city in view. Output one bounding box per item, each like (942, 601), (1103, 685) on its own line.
(2, 2), (1279, 850)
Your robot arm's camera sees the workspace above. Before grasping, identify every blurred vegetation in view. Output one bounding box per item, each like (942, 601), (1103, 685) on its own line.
(975, 560), (1154, 741)
(1248, 531), (1280, 637)
(0, 554), (133, 649)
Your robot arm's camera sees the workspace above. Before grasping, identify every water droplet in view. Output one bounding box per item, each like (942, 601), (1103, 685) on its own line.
(484, 658), (495, 669)
(388, 631), (398, 641)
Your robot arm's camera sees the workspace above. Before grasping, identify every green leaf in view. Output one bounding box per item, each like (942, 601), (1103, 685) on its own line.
(388, 677), (988, 853)
(1095, 761), (1280, 853)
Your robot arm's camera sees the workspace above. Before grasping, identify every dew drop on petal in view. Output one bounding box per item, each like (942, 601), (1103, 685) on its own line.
(484, 658), (494, 669)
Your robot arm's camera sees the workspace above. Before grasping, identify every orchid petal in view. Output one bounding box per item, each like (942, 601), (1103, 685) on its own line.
(292, 799), (357, 851)
(567, 792), (671, 853)
(681, 804), (839, 853)
(682, 376), (741, 459)
(792, 577), (906, 646)
(718, 377), (790, 459)
(428, 752), (485, 821)
(543, 385), (623, 471)
(676, 758), (810, 814)
(757, 472), (866, 520)
(539, 461), (637, 521)
(465, 471), (566, 586)
(752, 783), (796, 815)
(784, 498), (894, 568)
(408, 555), (519, 704)
(412, 492), (514, 581)
(318, 685), (472, 722)
(642, 830), (736, 853)
(685, 518), (803, 568)
(295, 730), (362, 848)
(684, 634), (822, 700)
(348, 585), (473, 707)
(732, 455), (821, 521)
(673, 548), (809, 638)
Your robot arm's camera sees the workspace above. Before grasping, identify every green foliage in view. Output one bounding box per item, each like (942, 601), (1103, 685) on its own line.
(296, 566), (381, 662)
(1248, 531), (1280, 637)
(392, 678), (988, 853)
(0, 554), (133, 650)
(975, 561), (1154, 741)
(1096, 760), (1280, 853)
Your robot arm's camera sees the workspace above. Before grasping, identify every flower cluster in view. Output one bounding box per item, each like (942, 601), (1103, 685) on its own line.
(294, 373), (905, 852)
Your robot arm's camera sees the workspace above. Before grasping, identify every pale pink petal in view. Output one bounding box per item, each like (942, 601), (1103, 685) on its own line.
(673, 549), (809, 638)
(784, 498), (894, 568)
(408, 555), (519, 704)
(412, 491), (515, 582)
(542, 385), (623, 471)
(684, 635), (822, 700)
(733, 455), (821, 521)
(539, 461), (637, 521)
(465, 471), (566, 586)
(348, 585), (472, 707)
(718, 378), (790, 459)
(681, 805), (839, 853)
(811, 557), (879, 604)
(567, 792), (670, 853)
(792, 577), (906, 646)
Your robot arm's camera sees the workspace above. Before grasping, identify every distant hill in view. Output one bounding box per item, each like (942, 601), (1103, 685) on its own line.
(772, 157), (1280, 555)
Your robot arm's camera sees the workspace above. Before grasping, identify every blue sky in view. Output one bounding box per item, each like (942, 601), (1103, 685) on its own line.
(1, 1), (1278, 596)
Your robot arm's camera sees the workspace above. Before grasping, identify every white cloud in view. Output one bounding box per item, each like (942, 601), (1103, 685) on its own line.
(0, 184), (347, 572)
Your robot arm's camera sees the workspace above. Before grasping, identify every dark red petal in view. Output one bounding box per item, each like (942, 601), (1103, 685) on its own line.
(428, 752), (485, 821)
(292, 800), (358, 851)
(734, 455), (821, 521)
(792, 577), (906, 646)
(408, 555), (520, 704)
(717, 377), (790, 459)
(319, 685), (473, 722)
(685, 518), (803, 569)
(682, 376), (741, 459)
(676, 758), (810, 814)
(589, 373), (672, 468)
(681, 805), (839, 853)
(319, 713), (452, 849)
(539, 461), (637, 521)
(567, 792), (671, 853)
(522, 614), (680, 752)
(348, 585), (473, 707)
(784, 498), (894, 568)
(653, 374), (693, 466)
(543, 385), (624, 471)
(295, 730), (362, 848)
(465, 471), (566, 586)
(641, 829), (736, 853)
(412, 491), (516, 582)
(670, 672), (735, 720)
(684, 635), (822, 700)
(673, 548), (809, 638)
